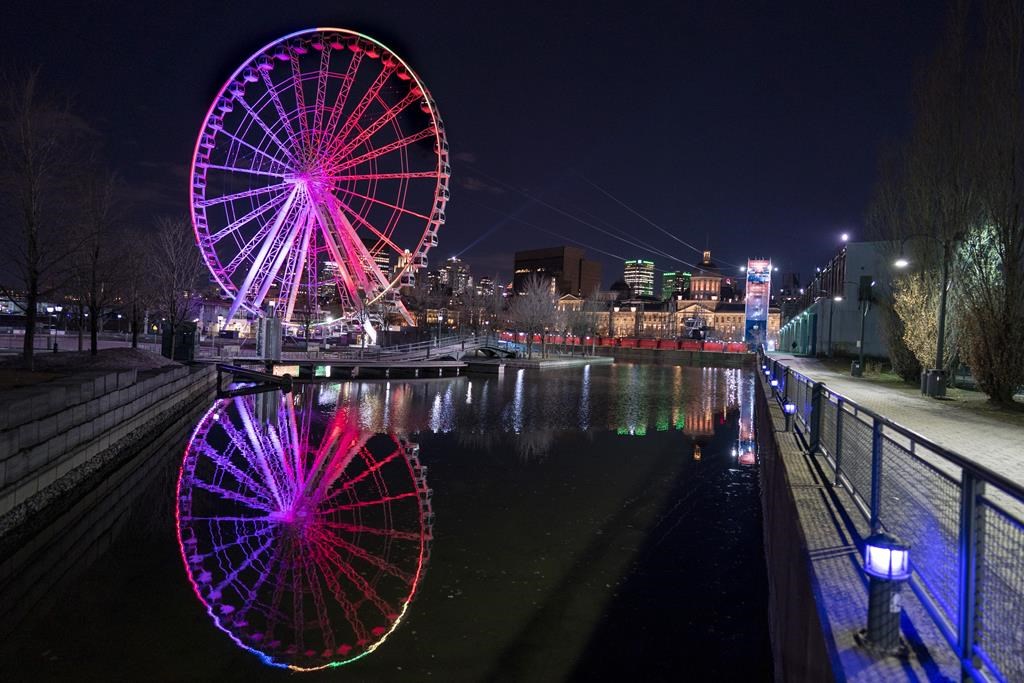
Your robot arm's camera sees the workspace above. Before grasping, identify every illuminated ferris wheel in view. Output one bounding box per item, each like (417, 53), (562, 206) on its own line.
(176, 391), (433, 670)
(190, 28), (449, 327)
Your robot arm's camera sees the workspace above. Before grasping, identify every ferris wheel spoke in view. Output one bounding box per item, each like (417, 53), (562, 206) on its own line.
(322, 51), (364, 148)
(307, 427), (369, 505)
(315, 530), (412, 584)
(200, 162), (289, 180)
(335, 186), (431, 221)
(206, 126), (293, 173)
(302, 548), (337, 652)
(309, 545), (373, 644)
(332, 89), (419, 158)
(331, 64), (396, 152)
(195, 443), (276, 503)
(321, 197), (398, 294)
(318, 197), (377, 294)
(334, 491), (418, 510)
(204, 193), (289, 246)
(235, 396), (290, 509)
(196, 181), (291, 209)
(191, 479), (276, 513)
(289, 53), (311, 149)
(260, 69), (303, 160)
(209, 532), (277, 597)
(320, 520), (422, 542)
(225, 187), (300, 322)
(329, 127), (435, 175)
(284, 399), (307, 493)
(310, 203), (365, 306)
(312, 44), (331, 148)
(308, 528), (395, 617)
(233, 95), (300, 166)
(332, 170), (438, 182)
(337, 448), (402, 493)
(280, 214), (314, 323)
(251, 202), (310, 310)
(329, 198), (405, 256)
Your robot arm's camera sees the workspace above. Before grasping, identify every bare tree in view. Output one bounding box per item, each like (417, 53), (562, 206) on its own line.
(0, 69), (87, 369)
(149, 216), (205, 360)
(957, 0), (1024, 404)
(119, 225), (155, 348)
(73, 169), (123, 355)
(510, 274), (555, 359)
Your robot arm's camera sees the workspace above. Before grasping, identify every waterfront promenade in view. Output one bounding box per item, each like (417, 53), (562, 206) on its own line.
(769, 352), (1024, 489)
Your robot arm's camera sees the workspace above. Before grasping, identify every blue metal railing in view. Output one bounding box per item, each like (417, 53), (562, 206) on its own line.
(759, 351), (1024, 682)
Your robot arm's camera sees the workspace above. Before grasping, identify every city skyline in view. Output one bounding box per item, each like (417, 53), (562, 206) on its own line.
(0, 1), (946, 289)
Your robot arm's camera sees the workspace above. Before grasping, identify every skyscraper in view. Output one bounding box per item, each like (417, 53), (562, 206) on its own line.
(513, 246), (602, 296)
(624, 259), (655, 297)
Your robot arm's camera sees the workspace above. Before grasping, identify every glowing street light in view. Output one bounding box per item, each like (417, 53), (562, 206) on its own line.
(856, 532), (911, 656)
(893, 256), (909, 268)
(841, 233), (849, 242)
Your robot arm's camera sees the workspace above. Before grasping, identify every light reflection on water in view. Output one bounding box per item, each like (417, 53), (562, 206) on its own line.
(313, 364), (748, 454)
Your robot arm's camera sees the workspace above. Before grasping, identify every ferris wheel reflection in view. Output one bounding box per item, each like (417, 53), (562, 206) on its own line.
(176, 388), (433, 671)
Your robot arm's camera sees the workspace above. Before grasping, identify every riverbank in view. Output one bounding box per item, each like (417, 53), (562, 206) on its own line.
(754, 366), (959, 680)
(0, 350), (217, 640)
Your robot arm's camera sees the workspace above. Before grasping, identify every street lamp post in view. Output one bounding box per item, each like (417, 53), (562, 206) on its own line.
(894, 234), (960, 397)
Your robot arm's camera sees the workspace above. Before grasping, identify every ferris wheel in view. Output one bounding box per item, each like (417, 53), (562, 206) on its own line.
(176, 390), (433, 670)
(190, 28), (449, 327)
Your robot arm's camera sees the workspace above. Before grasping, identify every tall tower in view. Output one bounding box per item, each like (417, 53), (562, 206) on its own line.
(623, 259), (655, 297)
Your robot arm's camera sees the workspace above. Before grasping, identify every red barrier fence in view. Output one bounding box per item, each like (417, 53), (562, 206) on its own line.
(497, 331), (750, 353)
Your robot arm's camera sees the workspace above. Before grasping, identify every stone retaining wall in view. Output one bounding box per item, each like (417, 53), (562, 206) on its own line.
(0, 391), (212, 641)
(0, 364), (217, 517)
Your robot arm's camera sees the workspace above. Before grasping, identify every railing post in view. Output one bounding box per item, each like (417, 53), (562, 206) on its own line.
(809, 381), (824, 453)
(957, 472), (983, 678)
(869, 417), (883, 533)
(833, 396), (844, 488)
(782, 366), (790, 402)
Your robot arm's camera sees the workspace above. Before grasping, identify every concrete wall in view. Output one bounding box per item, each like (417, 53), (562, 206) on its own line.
(754, 370), (836, 681)
(0, 364), (217, 517)
(0, 390), (212, 640)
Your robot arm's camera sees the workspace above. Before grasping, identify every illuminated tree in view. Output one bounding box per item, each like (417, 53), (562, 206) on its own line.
(511, 274), (555, 359)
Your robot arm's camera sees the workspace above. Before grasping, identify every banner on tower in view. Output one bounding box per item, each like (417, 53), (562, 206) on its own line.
(744, 259), (772, 345)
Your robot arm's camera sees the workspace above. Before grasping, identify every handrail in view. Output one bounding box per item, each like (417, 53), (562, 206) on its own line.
(759, 350), (1024, 682)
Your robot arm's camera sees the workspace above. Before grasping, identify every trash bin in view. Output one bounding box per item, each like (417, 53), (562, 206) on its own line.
(925, 369), (946, 397)
(920, 370), (928, 395)
(851, 360), (863, 377)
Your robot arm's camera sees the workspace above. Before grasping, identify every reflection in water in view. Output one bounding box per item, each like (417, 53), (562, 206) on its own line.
(309, 365), (746, 450)
(175, 388), (433, 671)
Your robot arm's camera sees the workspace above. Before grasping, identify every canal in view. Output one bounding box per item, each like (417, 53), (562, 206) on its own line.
(3, 363), (772, 681)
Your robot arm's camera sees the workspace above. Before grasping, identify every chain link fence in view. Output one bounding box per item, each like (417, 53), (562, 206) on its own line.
(760, 353), (1024, 682)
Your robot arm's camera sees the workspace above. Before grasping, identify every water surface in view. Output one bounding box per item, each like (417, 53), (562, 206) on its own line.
(4, 363), (771, 681)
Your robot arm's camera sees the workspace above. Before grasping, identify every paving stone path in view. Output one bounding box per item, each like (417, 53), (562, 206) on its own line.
(769, 353), (1024, 490)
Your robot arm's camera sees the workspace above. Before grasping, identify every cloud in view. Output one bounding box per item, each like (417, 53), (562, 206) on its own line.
(453, 151), (477, 163)
(459, 176), (505, 194)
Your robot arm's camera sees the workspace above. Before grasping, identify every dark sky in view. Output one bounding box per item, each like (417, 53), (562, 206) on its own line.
(3, 1), (944, 288)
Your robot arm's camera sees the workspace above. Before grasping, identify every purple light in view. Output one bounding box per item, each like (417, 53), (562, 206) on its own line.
(190, 28), (449, 328)
(770, 379), (779, 387)
(864, 533), (911, 580)
(783, 403), (797, 415)
(176, 388), (433, 670)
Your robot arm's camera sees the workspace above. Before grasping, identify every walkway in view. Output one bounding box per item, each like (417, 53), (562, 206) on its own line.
(769, 352), (1024, 488)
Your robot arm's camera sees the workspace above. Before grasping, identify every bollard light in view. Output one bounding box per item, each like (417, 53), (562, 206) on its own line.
(856, 532), (910, 657)
(863, 533), (911, 581)
(783, 402), (796, 431)
(770, 379), (779, 388)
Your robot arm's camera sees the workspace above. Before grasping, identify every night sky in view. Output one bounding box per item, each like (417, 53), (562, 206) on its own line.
(3, 1), (945, 288)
